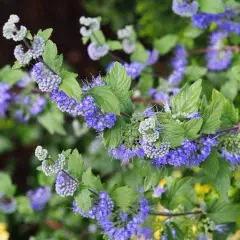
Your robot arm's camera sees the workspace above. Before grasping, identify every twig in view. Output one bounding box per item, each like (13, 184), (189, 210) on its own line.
(131, 96), (167, 105)
(188, 46), (240, 55)
(149, 210), (202, 217)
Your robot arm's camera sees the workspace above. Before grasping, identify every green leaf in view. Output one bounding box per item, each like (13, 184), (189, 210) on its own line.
(0, 135), (14, 154)
(17, 196), (33, 215)
(107, 40), (122, 50)
(89, 86), (121, 115)
(138, 72), (154, 97)
(207, 201), (240, 223)
(0, 65), (25, 86)
(171, 79), (202, 114)
(201, 91), (224, 134)
(68, 149), (84, 178)
(104, 62), (132, 113)
(82, 168), (102, 191)
(26, 30), (33, 40)
(183, 118), (203, 139)
(90, 30), (106, 45)
(184, 24), (203, 39)
(221, 99), (239, 127)
(111, 186), (139, 212)
(166, 223), (184, 240)
(214, 160), (231, 200)
(38, 105), (66, 135)
(0, 172), (16, 196)
(130, 42), (148, 63)
(185, 66), (207, 81)
(163, 120), (185, 147)
(42, 40), (58, 70)
(12, 61), (24, 70)
(103, 118), (125, 148)
(75, 188), (92, 212)
(220, 80), (238, 101)
(162, 177), (195, 210)
(198, 0), (224, 14)
(37, 28), (53, 41)
(153, 34), (178, 55)
(59, 70), (82, 101)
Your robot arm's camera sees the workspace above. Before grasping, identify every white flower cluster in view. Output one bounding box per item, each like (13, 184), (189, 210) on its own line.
(42, 154), (66, 176)
(142, 141), (171, 159)
(117, 25), (135, 54)
(87, 42), (109, 61)
(35, 146), (48, 161)
(3, 14), (27, 41)
(139, 117), (160, 143)
(14, 36), (45, 65)
(79, 16), (100, 37)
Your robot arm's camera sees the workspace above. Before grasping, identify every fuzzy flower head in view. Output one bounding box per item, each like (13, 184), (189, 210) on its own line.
(32, 62), (62, 92)
(117, 25), (133, 39)
(35, 146), (48, 161)
(55, 171), (78, 197)
(122, 39), (136, 54)
(124, 62), (144, 80)
(172, 0), (199, 17)
(3, 14), (27, 41)
(87, 42), (109, 60)
(31, 36), (45, 59)
(42, 154), (66, 176)
(0, 196), (17, 214)
(27, 186), (51, 211)
(14, 45), (32, 65)
(79, 16), (100, 37)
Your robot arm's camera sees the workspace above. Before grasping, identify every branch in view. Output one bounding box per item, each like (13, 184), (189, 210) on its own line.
(216, 122), (240, 134)
(149, 210), (202, 217)
(188, 46), (240, 55)
(131, 96), (167, 105)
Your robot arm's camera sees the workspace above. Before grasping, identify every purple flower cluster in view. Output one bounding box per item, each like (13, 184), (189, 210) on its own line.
(206, 31), (232, 71)
(149, 87), (179, 104)
(55, 171), (78, 197)
(152, 137), (216, 167)
(124, 62), (145, 80)
(109, 145), (145, 164)
(32, 62), (62, 92)
(168, 45), (187, 86)
(192, 8), (236, 29)
(27, 186), (51, 211)
(0, 83), (11, 117)
(221, 150), (240, 164)
(0, 193), (17, 214)
(172, 0), (199, 17)
(50, 76), (117, 132)
(73, 191), (114, 219)
(99, 196), (150, 240)
(145, 49), (159, 66)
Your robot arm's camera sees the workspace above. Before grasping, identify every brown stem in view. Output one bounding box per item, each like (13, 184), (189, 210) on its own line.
(131, 96), (167, 105)
(149, 210), (202, 217)
(216, 122), (240, 134)
(188, 46), (240, 55)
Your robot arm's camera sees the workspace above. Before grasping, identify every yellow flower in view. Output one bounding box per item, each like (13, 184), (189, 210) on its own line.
(159, 178), (166, 189)
(0, 231), (9, 240)
(172, 169), (182, 178)
(228, 230), (240, 240)
(194, 183), (212, 195)
(192, 224), (197, 234)
(154, 230), (161, 240)
(0, 224), (7, 232)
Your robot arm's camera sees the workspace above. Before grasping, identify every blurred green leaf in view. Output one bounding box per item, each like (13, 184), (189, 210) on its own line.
(154, 34), (178, 55)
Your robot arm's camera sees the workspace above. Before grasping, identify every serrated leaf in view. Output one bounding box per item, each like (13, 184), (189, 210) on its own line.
(37, 28), (53, 41)
(207, 201), (240, 223)
(130, 42), (148, 63)
(82, 168), (102, 191)
(91, 30), (106, 44)
(75, 189), (92, 212)
(220, 80), (238, 101)
(111, 186), (139, 211)
(38, 105), (66, 135)
(0, 65), (25, 86)
(153, 34), (178, 55)
(42, 40), (58, 70)
(107, 40), (122, 50)
(89, 86), (121, 115)
(68, 149), (84, 178)
(59, 76), (82, 101)
(221, 99), (239, 127)
(104, 62), (132, 113)
(201, 91), (224, 134)
(183, 118), (203, 139)
(26, 30), (33, 40)
(171, 79), (202, 114)
(0, 172), (16, 197)
(163, 120), (185, 147)
(103, 118), (125, 148)
(186, 66), (207, 81)
(199, 0), (224, 14)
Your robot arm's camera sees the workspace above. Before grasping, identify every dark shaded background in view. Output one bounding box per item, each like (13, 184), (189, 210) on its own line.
(0, 0), (100, 77)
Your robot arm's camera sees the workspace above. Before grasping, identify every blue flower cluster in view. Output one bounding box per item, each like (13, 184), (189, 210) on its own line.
(0, 193), (17, 214)
(50, 76), (117, 132)
(206, 31), (232, 71)
(55, 171), (78, 197)
(27, 186), (51, 211)
(109, 145), (145, 164)
(168, 45), (187, 86)
(73, 191), (114, 219)
(0, 83), (11, 117)
(152, 137), (216, 167)
(99, 196), (150, 240)
(192, 8), (236, 29)
(172, 0), (199, 17)
(149, 87), (179, 104)
(221, 150), (240, 164)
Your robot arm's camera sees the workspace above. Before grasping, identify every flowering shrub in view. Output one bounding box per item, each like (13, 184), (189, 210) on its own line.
(1, 0), (240, 239)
